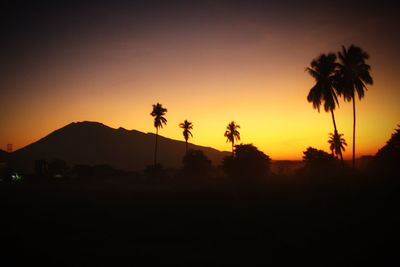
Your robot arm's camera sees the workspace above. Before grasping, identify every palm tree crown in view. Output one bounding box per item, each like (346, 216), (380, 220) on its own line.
(306, 53), (343, 161)
(336, 45), (373, 167)
(179, 120), (193, 153)
(306, 53), (339, 113)
(224, 121), (240, 156)
(337, 45), (373, 101)
(328, 132), (347, 159)
(151, 103), (168, 130)
(150, 102), (167, 166)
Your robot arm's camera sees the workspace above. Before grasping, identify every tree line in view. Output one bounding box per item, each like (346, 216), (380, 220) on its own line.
(150, 103), (243, 165)
(150, 44), (373, 170)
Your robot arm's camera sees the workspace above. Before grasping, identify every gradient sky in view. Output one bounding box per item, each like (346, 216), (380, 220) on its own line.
(1, 0), (399, 159)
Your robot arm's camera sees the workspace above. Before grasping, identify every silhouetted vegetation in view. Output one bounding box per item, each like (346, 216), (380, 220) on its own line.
(371, 125), (400, 177)
(336, 45), (373, 167)
(307, 53), (343, 161)
(303, 146), (335, 162)
(301, 147), (340, 178)
(328, 132), (347, 159)
(223, 144), (271, 180)
(179, 120), (193, 154)
(1, 124), (398, 265)
(150, 103), (168, 166)
(224, 121), (240, 156)
(0, 1), (394, 264)
(306, 45), (373, 165)
(181, 149), (212, 178)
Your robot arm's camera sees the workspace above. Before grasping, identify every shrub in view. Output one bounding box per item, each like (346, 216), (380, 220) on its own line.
(223, 144), (271, 180)
(301, 147), (341, 178)
(182, 149), (212, 177)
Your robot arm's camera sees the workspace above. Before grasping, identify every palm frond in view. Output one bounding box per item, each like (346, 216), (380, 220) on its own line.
(151, 103), (168, 129)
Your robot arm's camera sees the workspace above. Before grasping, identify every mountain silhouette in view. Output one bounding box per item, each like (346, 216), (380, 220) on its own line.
(12, 121), (230, 173)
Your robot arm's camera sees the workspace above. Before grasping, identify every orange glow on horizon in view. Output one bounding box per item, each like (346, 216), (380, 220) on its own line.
(1, 3), (399, 161)
(1, 62), (397, 161)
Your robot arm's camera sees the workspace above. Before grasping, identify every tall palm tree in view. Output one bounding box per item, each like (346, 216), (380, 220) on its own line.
(179, 120), (193, 154)
(328, 132), (347, 159)
(337, 45), (373, 168)
(224, 121), (240, 156)
(150, 103), (167, 166)
(306, 53), (343, 161)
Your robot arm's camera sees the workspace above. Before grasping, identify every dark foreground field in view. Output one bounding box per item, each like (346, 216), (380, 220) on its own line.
(1, 174), (399, 266)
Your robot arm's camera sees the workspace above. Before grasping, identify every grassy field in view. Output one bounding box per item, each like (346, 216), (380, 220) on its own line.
(1, 173), (398, 266)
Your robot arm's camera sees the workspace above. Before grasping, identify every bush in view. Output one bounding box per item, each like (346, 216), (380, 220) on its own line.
(303, 147), (335, 163)
(370, 125), (400, 178)
(223, 144), (271, 180)
(301, 147), (341, 178)
(181, 149), (212, 178)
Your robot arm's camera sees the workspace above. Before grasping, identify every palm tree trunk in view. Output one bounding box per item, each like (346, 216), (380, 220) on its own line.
(185, 140), (188, 155)
(352, 96), (356, 168)
(154, 128), (158, 166)
(330, 110), (343, 161)
(231, 141), (234, 157)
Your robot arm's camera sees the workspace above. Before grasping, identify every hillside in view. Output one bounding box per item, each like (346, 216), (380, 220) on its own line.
(12, 121), (230, 173)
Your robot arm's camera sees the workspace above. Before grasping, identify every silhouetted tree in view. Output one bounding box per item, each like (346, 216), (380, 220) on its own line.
(303, 147), (335, 162)
(223, 144), (271, 180)
(307, 53), (343, 161)
(182, 149), (212, 177)
(150, 103), (167, 166)
(372, 125), (400, 176)
(179, 120), (193, 154)
(328, 132), (347, 159)
(336, 45), (373, 168)
(224, 121), (240, 156)
(302, 147), (339, 177)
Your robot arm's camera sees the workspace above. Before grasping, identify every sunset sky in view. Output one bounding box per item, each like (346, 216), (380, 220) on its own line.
(1, 0), (399, 160)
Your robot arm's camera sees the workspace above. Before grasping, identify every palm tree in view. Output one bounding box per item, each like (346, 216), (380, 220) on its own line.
(150, 103), (167, 166)
(306, 53), (343, 160)
(224, 121), (240, 156)
(179, 120), (193, 154)
(328, 132), (347, 159)
(337, 45), (373, 168)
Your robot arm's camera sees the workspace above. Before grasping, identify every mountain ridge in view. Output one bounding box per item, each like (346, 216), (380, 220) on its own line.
(12, 121), (230, 173)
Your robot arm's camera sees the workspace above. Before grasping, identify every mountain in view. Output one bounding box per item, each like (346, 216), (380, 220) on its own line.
(12, 121), (230, 173)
